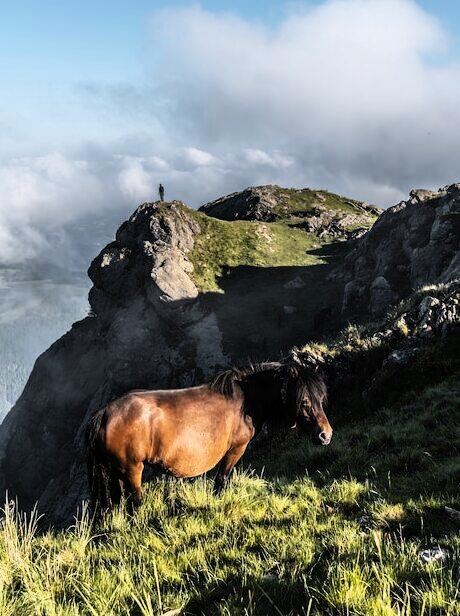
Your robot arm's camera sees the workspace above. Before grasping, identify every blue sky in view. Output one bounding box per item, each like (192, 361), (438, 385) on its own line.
(1, 0), (460, 262)
(2, 1), (460, 79)
(2, 0), (459, 150)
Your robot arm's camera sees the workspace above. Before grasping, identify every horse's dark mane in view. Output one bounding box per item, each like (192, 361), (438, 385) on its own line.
(209, 361), (327, 412)
(209, 362), (282, 399)
(209, 368), (243, 398)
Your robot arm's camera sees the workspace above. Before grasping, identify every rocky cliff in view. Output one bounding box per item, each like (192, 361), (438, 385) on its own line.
(339, 184), (460, 315)
(0, 190), (375, 523)
(1, 182), (458, 524)
(0, 201), (227, 521)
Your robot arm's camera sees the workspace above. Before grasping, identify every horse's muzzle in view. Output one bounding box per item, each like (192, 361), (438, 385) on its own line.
(317, 429), (332, 446)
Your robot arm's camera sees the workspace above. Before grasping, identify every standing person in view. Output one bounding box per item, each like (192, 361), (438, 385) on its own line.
(159, 183), (165, 202)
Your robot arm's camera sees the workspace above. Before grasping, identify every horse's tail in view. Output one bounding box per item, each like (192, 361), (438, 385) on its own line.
(85, 406), (111, 516)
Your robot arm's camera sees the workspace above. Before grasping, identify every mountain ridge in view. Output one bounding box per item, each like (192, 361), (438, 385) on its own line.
(0, 183), (458, 524)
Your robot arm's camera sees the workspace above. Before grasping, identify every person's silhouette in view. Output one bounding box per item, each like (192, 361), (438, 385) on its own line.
(159, 184), (165, 202)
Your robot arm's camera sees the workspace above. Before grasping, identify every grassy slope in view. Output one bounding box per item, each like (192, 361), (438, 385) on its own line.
(188, 213), (321, 293)
(270, 187), (365, 218)
(187, 190), (378, 293)
(185, 191), (378, 362)
(1, 333), (458, 615)
(1, 203), (457, 616)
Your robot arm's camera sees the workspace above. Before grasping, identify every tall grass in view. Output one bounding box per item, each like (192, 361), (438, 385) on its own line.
(0, 465), (458, 615)
(1, 368), (459, 614)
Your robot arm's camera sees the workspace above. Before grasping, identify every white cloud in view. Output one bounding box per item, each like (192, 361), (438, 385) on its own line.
(2, 0), (460, 264)
(148, 0), (460, 193)
(118, 156), (155, 202)
(0, 154), (106, 225)
(244, 149), (294, 169)
(182, 147), (218, 167)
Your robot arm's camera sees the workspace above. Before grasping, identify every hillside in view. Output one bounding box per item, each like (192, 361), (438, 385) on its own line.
(0, 281), (458, 615)
(0, 187), (379, 524)
(0, 182), (458, 615)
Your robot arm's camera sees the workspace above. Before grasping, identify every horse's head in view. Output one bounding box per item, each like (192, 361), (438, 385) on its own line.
(281, 364), (332, 446)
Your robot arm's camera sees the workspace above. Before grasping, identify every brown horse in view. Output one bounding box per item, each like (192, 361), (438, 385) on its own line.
(85, 362), (332, 515)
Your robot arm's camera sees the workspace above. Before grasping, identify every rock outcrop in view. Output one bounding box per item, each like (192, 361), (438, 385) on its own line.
(199, 186), (281, 222)
(200, 185), (380, 240)
(0, 201), (230, 522)
(0, 194), (357, 523)
(296, 279), (460, 412)
(339, 184), (460, 315)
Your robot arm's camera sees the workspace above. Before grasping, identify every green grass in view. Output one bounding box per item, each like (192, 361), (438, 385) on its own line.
(134, 195), (379, 294)
(269, 188), (367, 219)
(188, 211), (322, 293)
(1, 371), (458, 615)
(184, 190), (379, 293)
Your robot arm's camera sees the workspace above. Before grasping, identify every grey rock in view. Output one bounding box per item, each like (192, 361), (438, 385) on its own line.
(370, 276), (398, 315)
(419, 547), (449, 565)
(199, 185), (280, 221)
(382, 348), (420, 369)
(444, 506), (460, 522)
(410, 189), (438, 202)
(283, 276), (305, 289)
(0, 201), (230, 525)
(340, 184), (460, 315)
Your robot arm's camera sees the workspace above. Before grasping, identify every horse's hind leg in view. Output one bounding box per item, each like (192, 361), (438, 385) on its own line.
(125, 462), (144, 515)
(213, 444), (248, 495)
(109, 475), (123, 508)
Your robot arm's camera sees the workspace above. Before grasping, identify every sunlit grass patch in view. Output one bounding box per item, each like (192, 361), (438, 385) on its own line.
(0, 470), (459, 615)
(188, 212), (321, 292)
(1, 361), (459, 615)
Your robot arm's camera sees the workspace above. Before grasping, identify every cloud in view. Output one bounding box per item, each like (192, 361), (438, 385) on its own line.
(147, 0), (460, 193)
(117, 156), (156, 202)
(244, 149), (294, 169)
(182, 147), (218, 167)
(0, 154), (107, 225)
(2, 0), (460, 264)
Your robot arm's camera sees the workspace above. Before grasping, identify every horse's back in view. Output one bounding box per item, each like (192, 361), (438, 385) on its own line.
(101, 384), (247, 477)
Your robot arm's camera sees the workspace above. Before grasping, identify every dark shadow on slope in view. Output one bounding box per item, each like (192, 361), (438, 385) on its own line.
(198, 240), (351, 362)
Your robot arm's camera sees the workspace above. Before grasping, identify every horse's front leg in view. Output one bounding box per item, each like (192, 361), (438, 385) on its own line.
(125, 461), (144, 515)
(213, 444), (248, 495)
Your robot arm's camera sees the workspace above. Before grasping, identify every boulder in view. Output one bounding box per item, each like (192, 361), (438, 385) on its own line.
(340, 184), (460, 315)
(199, 186), (280, 221)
